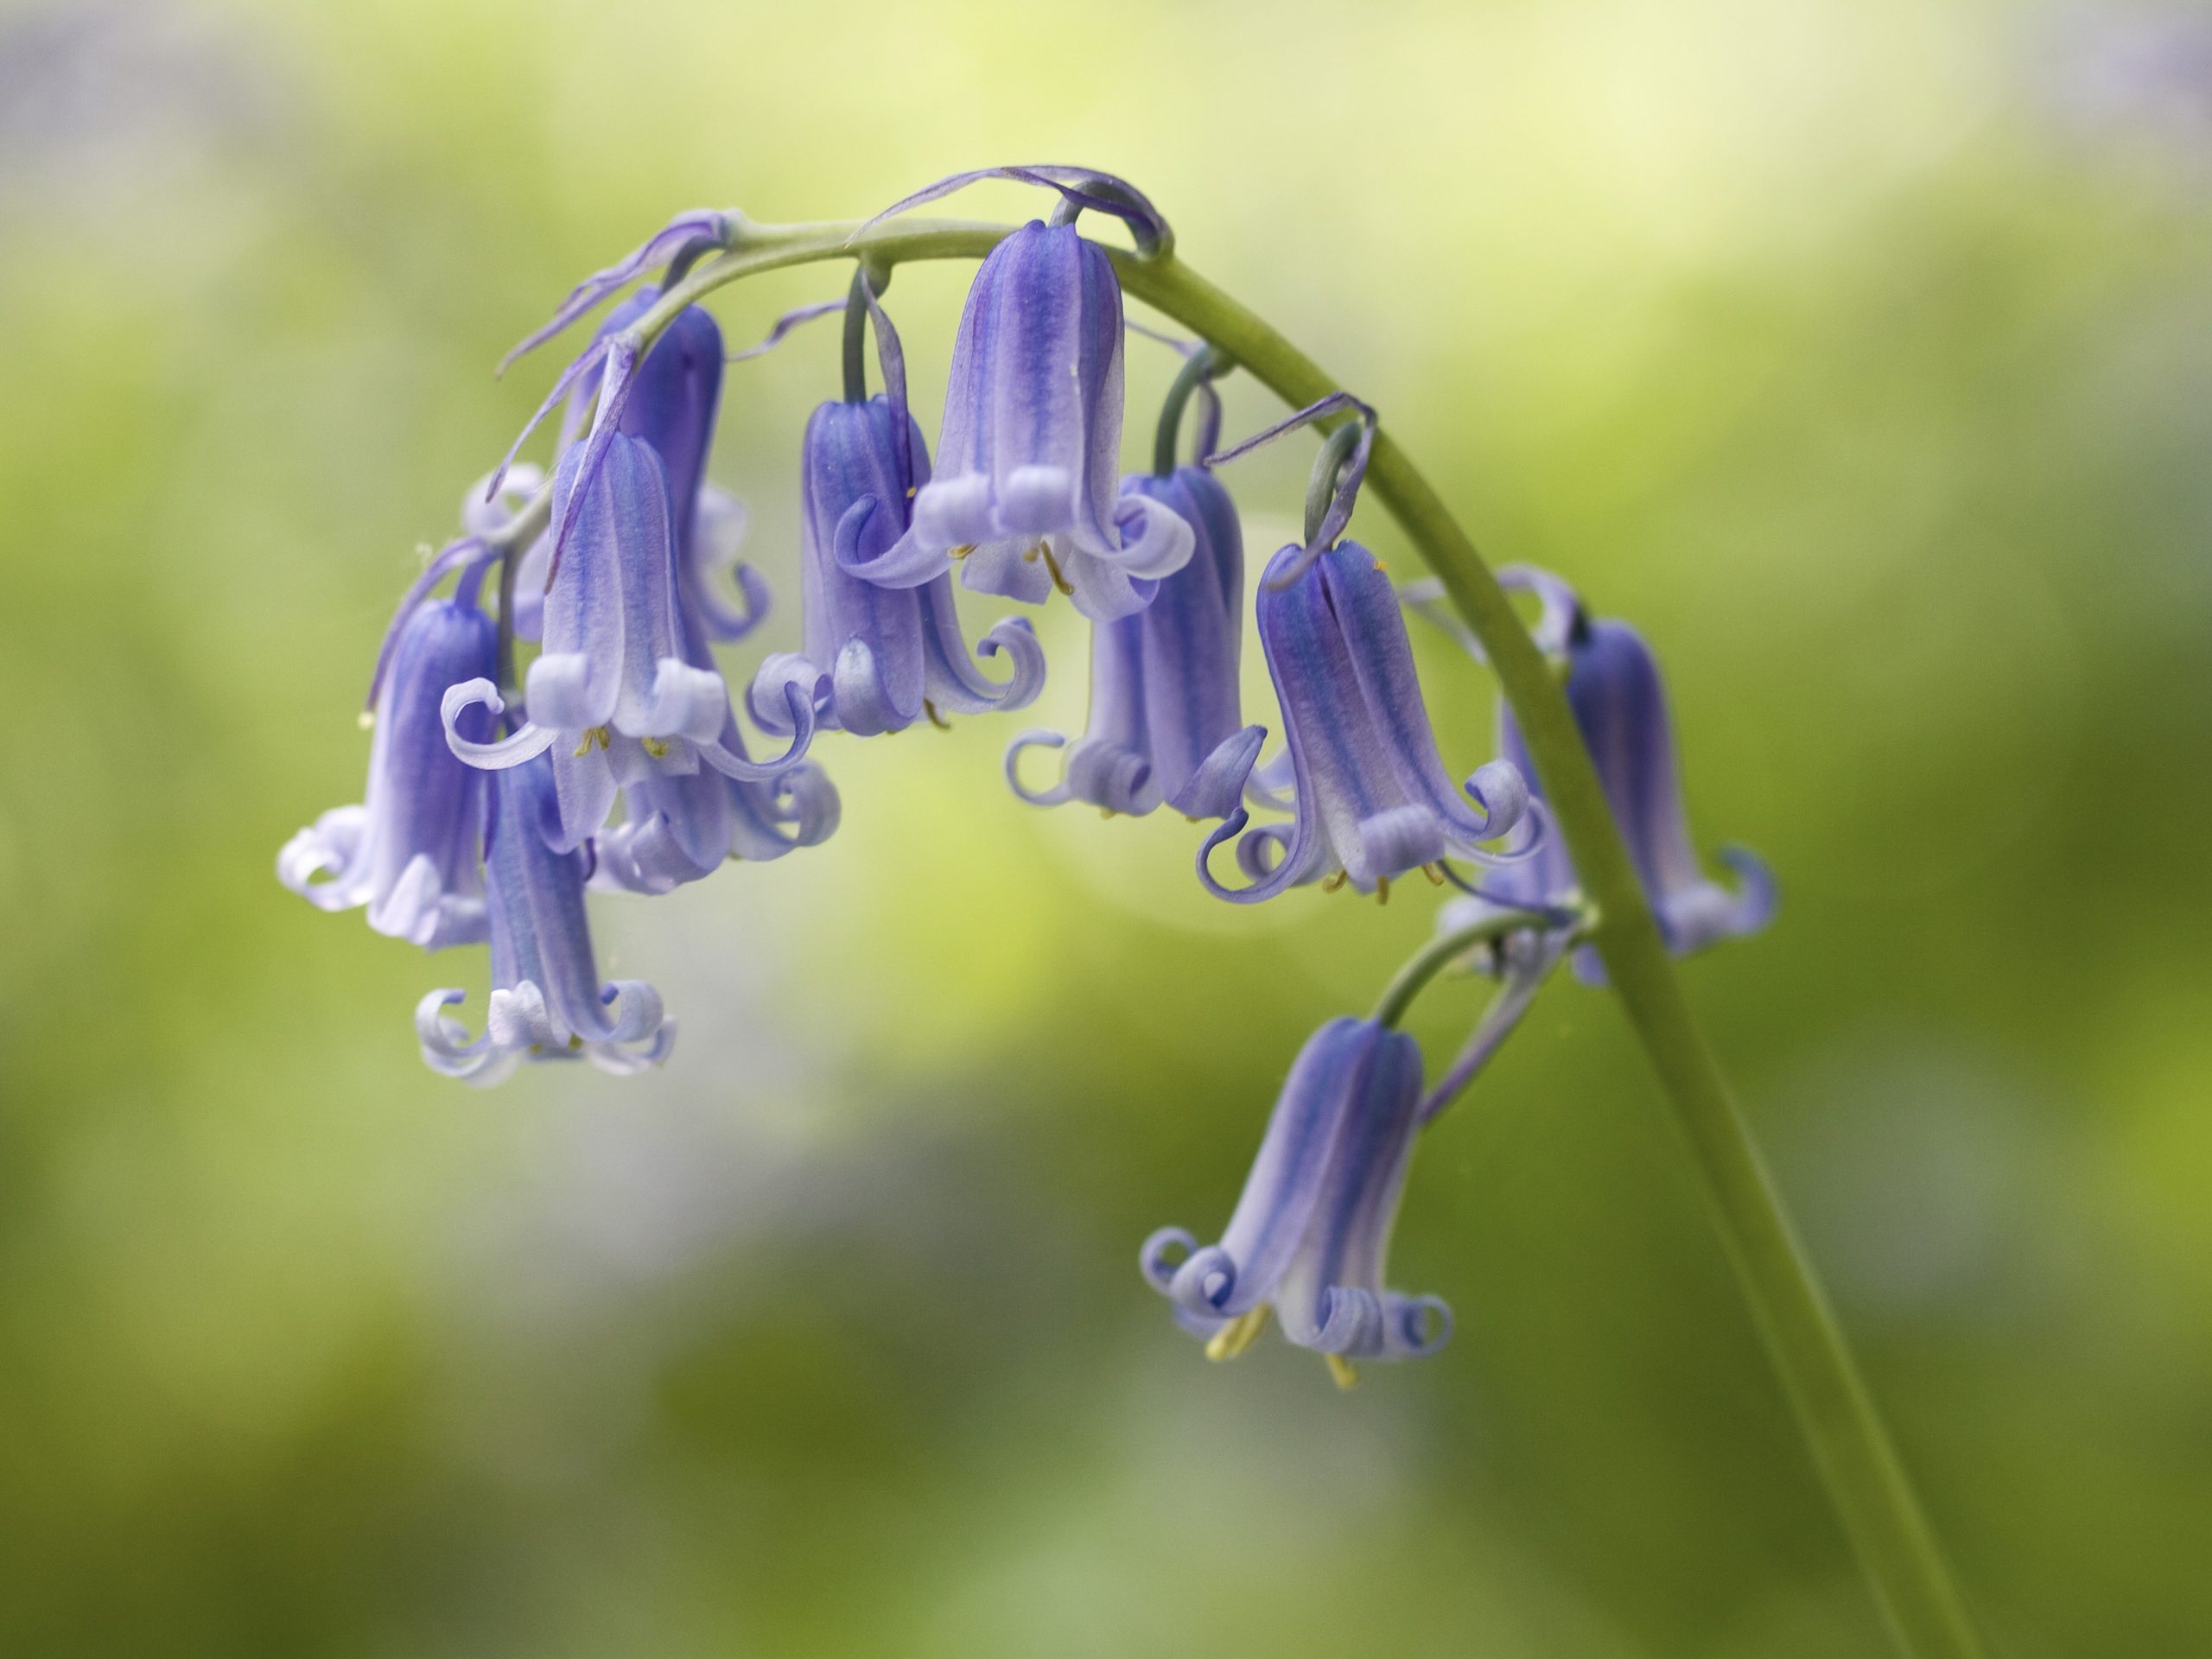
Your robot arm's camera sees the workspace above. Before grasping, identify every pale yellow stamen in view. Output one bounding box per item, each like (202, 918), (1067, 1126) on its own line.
(1325, 1354), (1360, 1391)
(1374, 875), (1391, 906)
(640, 736), (670, 759)
(923, 699), (950, 731)
(573, 725), (612, 756)
(1421, 862), (1446, 887)
(1321, 870), (1349, 893)
(1022, 540), (1075, 595)
(948, 543), (976, 561)
(1205, 1306), (1270, 1363)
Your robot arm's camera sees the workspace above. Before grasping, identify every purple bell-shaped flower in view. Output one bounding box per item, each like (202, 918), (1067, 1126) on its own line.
(416, 756), (673, 1085)
(1142, 1017), (1449, 1370)
(1006, 463), (1260, 818)
(279, 595), (498, 950)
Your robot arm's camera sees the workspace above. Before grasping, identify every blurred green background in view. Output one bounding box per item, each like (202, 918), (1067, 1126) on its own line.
(3, 0), (2209, 1653)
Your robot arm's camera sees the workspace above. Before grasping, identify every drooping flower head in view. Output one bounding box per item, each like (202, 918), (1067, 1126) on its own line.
(836, 168), (1192, 621)
(1201, 540), (1533, 901)
(1410, 567), (1774, 977)
(748, 287), (1045, 739)
(1006, 462), (1260, 818)
(279, 594), (498, 949)
(1142, 1017), (1449, 1370)
(416, 755), (672, 1085)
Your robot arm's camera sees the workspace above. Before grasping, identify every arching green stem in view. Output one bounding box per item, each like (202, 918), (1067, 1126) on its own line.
(512, 212), (1985, 1659)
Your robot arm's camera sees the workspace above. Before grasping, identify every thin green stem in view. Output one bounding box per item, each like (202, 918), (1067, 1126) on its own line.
(841, 264), (873, 404)
(1154, 342), (1230, 475)
(532, 212), (1985, 1659)
(1370, 906), (1560, 1028)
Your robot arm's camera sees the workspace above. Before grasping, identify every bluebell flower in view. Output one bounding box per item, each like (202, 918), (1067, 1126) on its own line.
(416, 755), (673, 1085)
(280, 595), (498, 949)
(1141, 1017), (1449, 1369)
(839, 219), (1193, 621)
(1006, 465), (1261, 818)
(442, 430), (814, 852)
(748, 393), (1046, 738)
(1201, 542), (1533, 902)
(1412, 567), (1774, 977)
(548, 287), (838, 891)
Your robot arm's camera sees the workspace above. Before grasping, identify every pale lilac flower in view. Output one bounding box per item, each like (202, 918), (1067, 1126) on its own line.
(1006, 464), (1260, 817)
(840, 219), (1192, 621)
(416, 756), (673, 1086)
(1201, 542), (1533, 901)
(278, 595), (497, 949)
(1141, 1017), (1450, 1364)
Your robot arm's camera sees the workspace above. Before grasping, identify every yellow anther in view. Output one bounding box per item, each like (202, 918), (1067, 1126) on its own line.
(1039, 543), (1075, 596)
(1325, 1354), (1360, 1391)
(640, 736), (670, 759)
(906, 486), (918, 499)
(1099, 806), (1116, 820)
(357, 710), (376, 732)
(566, 1035), (584, 1051)
(924, 699), (950, 731)
(1205, 1306), (1270, 1363)
(1321, 870), (1349, 893)
(1375, 876), (1391, 906)
(949, 543), (976, 561)
(1421, 862), (1446, 887)
(1371, 557), (1388, 574)
(573, 725), (611, 757)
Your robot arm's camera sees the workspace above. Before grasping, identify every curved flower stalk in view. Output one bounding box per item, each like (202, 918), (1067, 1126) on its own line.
(750, 393), (1046, 738)
(1415, 897), (1573, 1122)
(1409, 567), (1775, 979)
(442, 432), (814, 851)
(1200, 542), (1534, 902)
(1006, 465), (1261, 818)
(282, 596), (499, 948)
(839, 217), (1193, 621)
(1141, 1017), (1447, 1373)
(416, 756), (674, 1085)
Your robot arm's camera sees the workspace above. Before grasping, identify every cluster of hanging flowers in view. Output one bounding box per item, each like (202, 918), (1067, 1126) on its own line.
(280, 167), (1772, 1380)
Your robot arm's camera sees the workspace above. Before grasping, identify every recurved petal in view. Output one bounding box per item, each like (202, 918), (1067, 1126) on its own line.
(277, 807), (372, 912)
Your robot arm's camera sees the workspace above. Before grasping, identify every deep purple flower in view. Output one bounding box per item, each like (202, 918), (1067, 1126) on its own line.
(1141, 1017), (1450, 1366)
(1421, 567), (1774, 976)
(1201, 542), (1533, 902)
(279, 596), (497, 949)
(416, 756), (672, 1085)
(442, 430), (813, 851)
(842, 220), (1192, 621)
(1006, 465), (1260, 818)
(748, 393), (1046, 738)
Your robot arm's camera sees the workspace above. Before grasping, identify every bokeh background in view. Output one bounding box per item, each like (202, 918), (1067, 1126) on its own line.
(3, 0), (2209, 1653)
